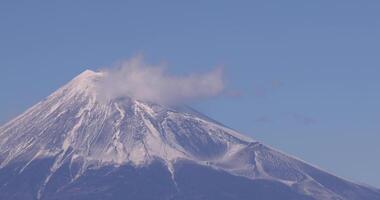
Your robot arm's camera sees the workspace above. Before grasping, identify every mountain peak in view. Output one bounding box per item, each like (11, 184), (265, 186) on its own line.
(72, 69), (103, 85)
(78, 69), (96, 76)
(1, 70), (379, 200)
(55, 69), (105, 99)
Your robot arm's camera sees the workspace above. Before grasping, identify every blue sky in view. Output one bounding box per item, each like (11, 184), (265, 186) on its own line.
(1, 1), (379, 187)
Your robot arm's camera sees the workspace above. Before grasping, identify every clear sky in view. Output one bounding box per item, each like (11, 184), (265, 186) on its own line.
(1, 1), (379, 187)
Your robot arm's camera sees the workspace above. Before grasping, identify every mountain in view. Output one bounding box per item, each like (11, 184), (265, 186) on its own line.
(0, 70), (379, 200)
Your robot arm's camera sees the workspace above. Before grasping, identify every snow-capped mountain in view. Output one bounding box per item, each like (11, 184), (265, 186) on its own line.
(0, 70), (379, 200)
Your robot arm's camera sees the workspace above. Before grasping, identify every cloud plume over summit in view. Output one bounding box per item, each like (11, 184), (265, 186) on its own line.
(97, 56), (225, 104)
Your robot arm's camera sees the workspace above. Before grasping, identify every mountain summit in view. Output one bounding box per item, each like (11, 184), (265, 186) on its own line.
(0, 70), (379, 200)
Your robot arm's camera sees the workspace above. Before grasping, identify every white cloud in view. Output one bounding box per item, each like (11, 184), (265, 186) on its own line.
(97, 56), (225, 105)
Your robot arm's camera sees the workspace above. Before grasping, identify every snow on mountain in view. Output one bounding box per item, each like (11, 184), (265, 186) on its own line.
(0, 70), (379, 200)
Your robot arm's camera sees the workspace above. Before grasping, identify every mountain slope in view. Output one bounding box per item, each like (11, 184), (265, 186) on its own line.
(0, 70), (379, 200)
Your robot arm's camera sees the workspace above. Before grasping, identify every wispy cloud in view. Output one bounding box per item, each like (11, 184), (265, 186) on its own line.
(252, 80), (284, 98)
(224, 90), (244, 98)
(97, 55), (225, 105)
(254, 116), (273, 124)
(289, 113), (317, 125)
(253, 113), (317, 126)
